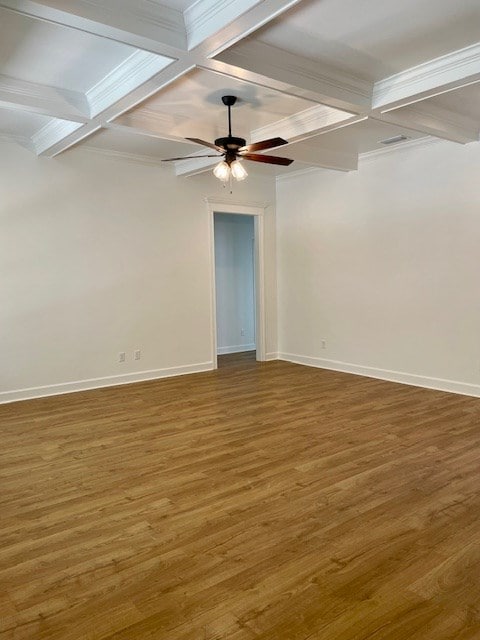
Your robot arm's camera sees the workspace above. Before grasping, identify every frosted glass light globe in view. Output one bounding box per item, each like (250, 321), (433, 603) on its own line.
(230, 159), (248, 181)
(213, 161), (230, 182)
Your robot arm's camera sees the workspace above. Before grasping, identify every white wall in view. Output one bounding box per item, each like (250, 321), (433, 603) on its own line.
(277, 140), (480, 396)
(214, 213), (255, 354)
(0, 143), (276, 401)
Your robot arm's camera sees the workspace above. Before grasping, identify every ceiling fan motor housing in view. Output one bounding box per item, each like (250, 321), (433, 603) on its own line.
(215, 136), (246, 150)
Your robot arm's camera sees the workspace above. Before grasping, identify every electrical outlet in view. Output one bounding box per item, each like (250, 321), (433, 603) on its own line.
(134, 349), (141, 361)
(118, 352), (126, 363)
(241, 328), (245, 336)
(321, 340), (326, 349)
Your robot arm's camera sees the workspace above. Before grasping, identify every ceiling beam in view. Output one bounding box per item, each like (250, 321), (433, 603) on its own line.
(210, 41), (373, 113)
(186, 0), (274, 50)
(31, 119), (85, 155)
(187, 0), (302, 56)
(0, 0), (187, 58)
(285, 144), (358, 171)
(85, 50), (173, 118)
(0, 132), (35, 152)
(109, 111), (215, 145)
(174, 154), (220, 177)
(373, 42), (480, 112)
(0, 74), (89, 122)
(250, 105), (365, 144)
(375, 103), (479, 145)
(107, 119), (186, 145)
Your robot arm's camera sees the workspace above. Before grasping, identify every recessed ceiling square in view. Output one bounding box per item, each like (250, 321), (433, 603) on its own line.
(0, 8), (155, 93)
(123, 68), (316, 142)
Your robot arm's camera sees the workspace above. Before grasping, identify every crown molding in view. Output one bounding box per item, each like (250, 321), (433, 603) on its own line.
(412, 101), (479, 133)
(276, 166), (327, 182)
(251, 105), (364, 144)
(184, 0), (259, 50)
(79, 145), (165, 167)
(0, 73), (89, 122)
(174, 154), (219, 177)
(376, 102), (479, 144)
(86, 49), (173, 118)
(204, 195), (269, 210)
(106, 121), (188, 146)
(111, 0), (185, 37)
(0, 132), (35, 151)
(117, 107), (182, 130)
(110, 110), (215, 144)
(185, 0), (304, 55)
(31, 119), (84, 155)
(359, 136), (442, 163)
(373, 42), (480, 111)
(288, 145), (357, 171)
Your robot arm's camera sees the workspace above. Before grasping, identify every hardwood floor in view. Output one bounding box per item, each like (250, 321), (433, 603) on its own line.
(2, 358), (480, 639)
(217, 350), (257, 369)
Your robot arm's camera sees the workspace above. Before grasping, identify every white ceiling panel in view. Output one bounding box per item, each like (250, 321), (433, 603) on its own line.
(0, 8), (136, 92)
(255, 0), (480, 81)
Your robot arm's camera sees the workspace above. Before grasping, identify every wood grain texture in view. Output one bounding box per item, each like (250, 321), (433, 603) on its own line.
(2, 353), (480, 639)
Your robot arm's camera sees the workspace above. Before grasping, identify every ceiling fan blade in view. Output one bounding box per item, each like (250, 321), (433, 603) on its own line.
(239, 137), (288, 153)
(162, 154), (222, 161)
(185, 137), (224, 152)
(241, 153), (294, 166)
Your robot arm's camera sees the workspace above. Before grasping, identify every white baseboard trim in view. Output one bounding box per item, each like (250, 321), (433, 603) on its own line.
(0, 361), (214, 405)
(217, 344), (255, 355)
(265, 352), (278, 361)
(278, 352), (480, 398)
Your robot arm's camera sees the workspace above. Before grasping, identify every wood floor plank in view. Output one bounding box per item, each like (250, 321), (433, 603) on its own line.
(2, 354), (480, 638)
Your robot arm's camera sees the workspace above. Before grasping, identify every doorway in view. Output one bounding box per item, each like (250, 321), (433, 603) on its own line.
(214, 213), (256, 360)
(207, 200), (266, 369)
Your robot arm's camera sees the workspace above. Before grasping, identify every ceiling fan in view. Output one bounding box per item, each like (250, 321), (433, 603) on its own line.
(162, 95), (294, 182)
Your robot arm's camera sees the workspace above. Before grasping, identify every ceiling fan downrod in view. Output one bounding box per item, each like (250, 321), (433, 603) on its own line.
(215, 95), (246, 157)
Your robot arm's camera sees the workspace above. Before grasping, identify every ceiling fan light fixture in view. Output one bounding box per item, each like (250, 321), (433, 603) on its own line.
(213, 160), (230, 182)
(230, 159), (248, 181)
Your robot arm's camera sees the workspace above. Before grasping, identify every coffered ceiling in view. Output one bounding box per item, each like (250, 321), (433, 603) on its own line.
(0, 0), (479, 177)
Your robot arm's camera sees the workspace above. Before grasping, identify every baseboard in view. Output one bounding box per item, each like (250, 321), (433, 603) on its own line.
(0, 361), (214, 404)
(217, 344), (255, 355)
(278, 352), (480, 398)
(265, 352), (278, 361)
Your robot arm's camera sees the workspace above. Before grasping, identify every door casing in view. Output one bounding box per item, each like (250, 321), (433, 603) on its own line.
(206, 198), (266, 369)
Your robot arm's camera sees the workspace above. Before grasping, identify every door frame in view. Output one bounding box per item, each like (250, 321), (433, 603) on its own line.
(206, 198), (267, 369)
